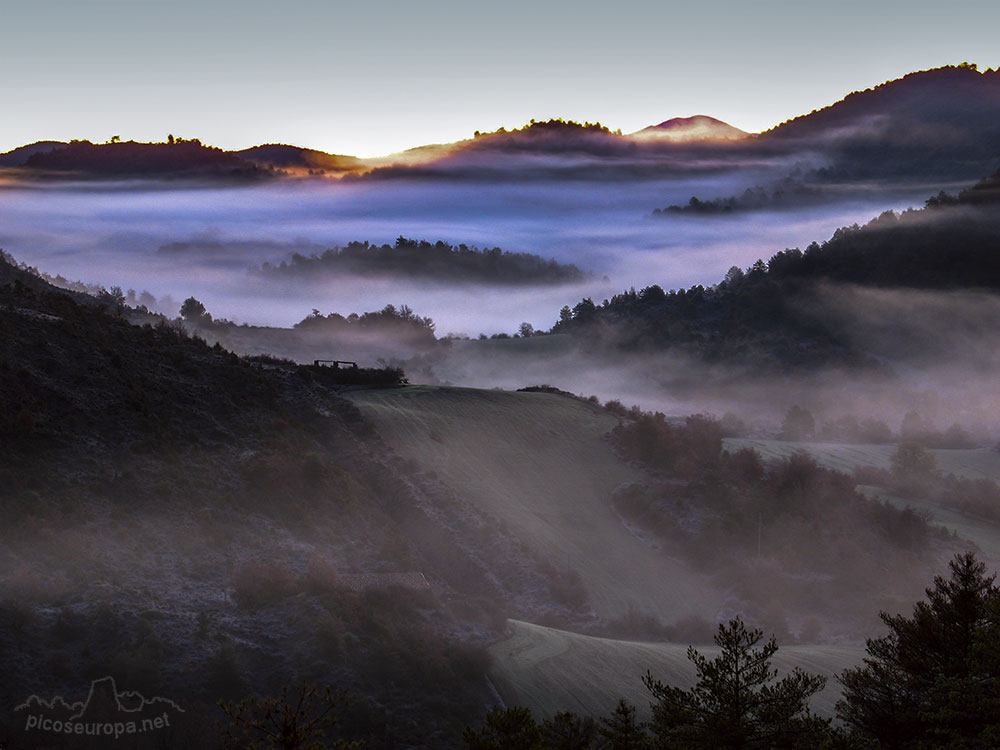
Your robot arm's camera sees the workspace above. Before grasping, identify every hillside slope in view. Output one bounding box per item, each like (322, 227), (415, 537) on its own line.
(0, 140), (66, 166)
(346, 386), (724, 622)
(0, 264), (537, 747)
(760, 65), (1000, 179)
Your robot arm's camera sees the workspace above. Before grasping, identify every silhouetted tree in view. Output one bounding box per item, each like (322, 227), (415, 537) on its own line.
(644, 617), (829, 749)
(219, 683), (361, 749)
(463, 706), (541, 750)
(598, 699), (649, 749)
(859, 417), (893, 443)
(541, 711), (598, 749)
(100, 285), (126, 310)
(781, 406), (815, 441)
(180, 296), (207, 322)
(837, 552), (1000, 749)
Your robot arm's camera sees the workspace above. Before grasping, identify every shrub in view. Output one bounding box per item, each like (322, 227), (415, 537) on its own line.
(220, 684), (358, 750)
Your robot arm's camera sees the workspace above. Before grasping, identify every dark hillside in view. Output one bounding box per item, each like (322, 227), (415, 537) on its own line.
(760, 65), (1000, 179)
(0, 260), (586, 748)
(22, 139), (274, 179)
(0, 140), (66, 167)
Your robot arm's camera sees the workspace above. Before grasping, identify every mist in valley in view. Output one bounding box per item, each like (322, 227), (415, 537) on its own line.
(0, 167), (937, 335)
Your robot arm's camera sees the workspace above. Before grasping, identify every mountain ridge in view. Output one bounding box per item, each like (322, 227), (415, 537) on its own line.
(1, 65), (997, 182)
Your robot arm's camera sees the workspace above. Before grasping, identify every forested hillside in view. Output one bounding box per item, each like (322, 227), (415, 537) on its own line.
(555, 169), (1000, 369)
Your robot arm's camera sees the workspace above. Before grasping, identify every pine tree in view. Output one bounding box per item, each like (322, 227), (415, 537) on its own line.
(541, 711), (598, 749)
(463, 706), (542, 750)
(643, 617), (829, 749)
(837, 551), (1000, 749)
(597, 699), (648, 749)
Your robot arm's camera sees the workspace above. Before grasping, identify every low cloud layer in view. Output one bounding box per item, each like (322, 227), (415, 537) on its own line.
(0, 169), (933, 334)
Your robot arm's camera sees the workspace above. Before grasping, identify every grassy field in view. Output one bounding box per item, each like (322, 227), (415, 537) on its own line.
(489, 619), (862, 720)
(347, 385), (723, 621)
(724, 438), (1000, 482)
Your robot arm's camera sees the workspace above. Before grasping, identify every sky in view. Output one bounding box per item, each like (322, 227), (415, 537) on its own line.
(1, 0), (999, 157)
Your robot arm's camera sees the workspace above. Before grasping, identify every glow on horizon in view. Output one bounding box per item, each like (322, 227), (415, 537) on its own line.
(1, 0), (998, 158)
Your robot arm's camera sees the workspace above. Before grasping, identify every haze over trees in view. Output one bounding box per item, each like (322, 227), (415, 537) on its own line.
(553, 167), (1000, 371)
(607, 410), (938, 634)
(654, 179), (825, 216)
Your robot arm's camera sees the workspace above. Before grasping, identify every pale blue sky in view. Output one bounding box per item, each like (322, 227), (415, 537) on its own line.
(2, 0), (998, 156)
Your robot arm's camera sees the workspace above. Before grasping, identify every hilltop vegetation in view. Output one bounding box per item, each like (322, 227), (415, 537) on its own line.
(253, 237), (589, 286)
(15, 137), (275, 179)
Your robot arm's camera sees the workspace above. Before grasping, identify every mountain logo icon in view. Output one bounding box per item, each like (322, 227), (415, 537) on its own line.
(15, 676), (183, 741)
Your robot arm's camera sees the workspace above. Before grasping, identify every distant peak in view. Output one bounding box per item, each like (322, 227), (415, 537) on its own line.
(654, 115), (729, 129)
(630, 115), (749, 142)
